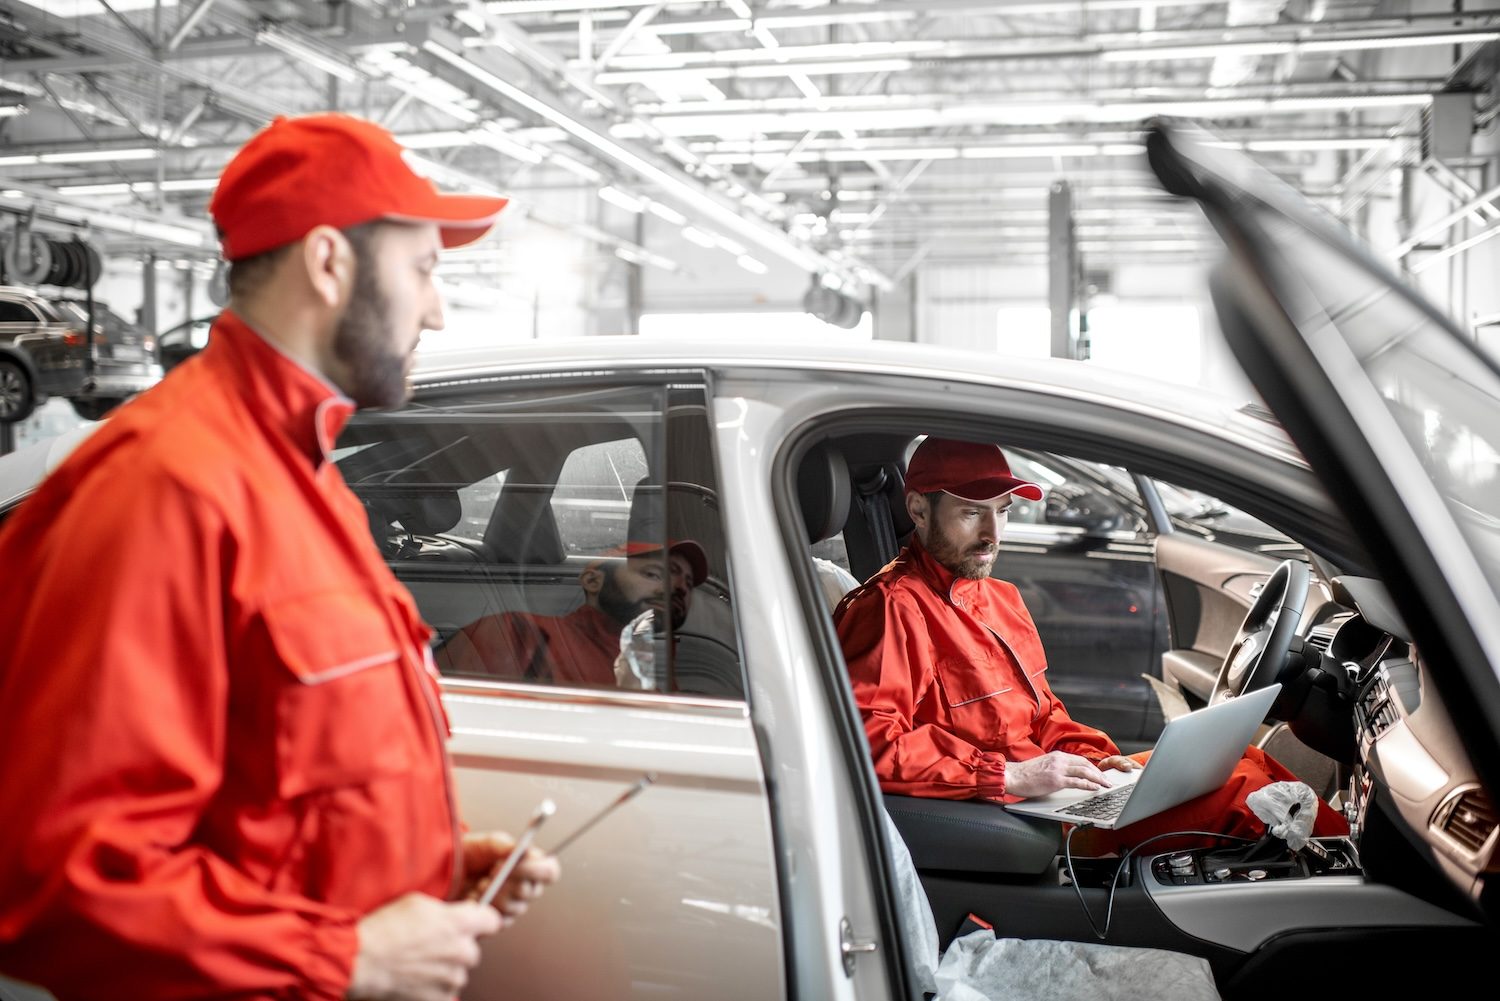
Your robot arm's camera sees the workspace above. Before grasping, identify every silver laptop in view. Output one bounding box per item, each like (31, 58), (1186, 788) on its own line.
(1004, 683), (1280, 830)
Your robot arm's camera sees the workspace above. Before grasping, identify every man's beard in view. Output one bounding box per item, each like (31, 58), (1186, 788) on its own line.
(597, 566), (686, 631)
(924, 522), (997, 580)
(331, 242), (409, 409)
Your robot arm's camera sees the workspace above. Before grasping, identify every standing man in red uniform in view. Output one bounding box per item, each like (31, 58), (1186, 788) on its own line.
(835, 436), (1347, 854)
(0, 114), (558, 1001)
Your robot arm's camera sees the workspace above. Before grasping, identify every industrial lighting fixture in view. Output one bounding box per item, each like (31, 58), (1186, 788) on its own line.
(0, 104), (27, 118)
(421, 39), (853, 281)
(42, 148), (159, 164)
(598, 185), (646, 213)
(595, 58), (914, 84)
(255, 25), (363, 83)
(735, 254), (768, 275)
(1101, 30), (1500, 62)
(680, 226), (716, 248)
(58, 177), (221, 196)
(601, 39), (948, 70)
(645, 201), (687, 226)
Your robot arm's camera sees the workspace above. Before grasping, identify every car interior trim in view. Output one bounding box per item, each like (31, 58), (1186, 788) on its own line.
(439, 678), (751, 719)
(1143, 870), (1479, 954)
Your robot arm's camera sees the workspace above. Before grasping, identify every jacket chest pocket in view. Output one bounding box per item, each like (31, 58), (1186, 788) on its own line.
(264, 590), (420, 799)
(933, 654), (1037, 739)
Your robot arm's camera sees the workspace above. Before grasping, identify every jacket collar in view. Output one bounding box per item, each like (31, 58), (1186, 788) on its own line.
(206, 310), (356, 468)
(902, 534), (988, 605)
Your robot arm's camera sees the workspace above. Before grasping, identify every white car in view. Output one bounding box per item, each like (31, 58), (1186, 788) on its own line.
(1, 121), (1495, 1000)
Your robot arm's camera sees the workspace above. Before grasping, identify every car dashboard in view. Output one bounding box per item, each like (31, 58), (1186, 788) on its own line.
(1319, 583), (1498, 910)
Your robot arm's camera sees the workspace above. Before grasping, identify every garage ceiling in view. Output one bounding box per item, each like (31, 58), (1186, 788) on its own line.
(1, 0), (1496, 292)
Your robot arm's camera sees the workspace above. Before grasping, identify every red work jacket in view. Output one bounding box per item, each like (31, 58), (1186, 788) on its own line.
(440, 604), (621, 687)
(836, 539), (1350, 851)
(835, 538), (1118, 801)
(0, 313), (459, 1000)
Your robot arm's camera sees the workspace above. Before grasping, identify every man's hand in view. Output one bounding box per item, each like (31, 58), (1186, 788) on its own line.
(347, 893), (499, 1001)
(1004, 751), (1112, 799)
(1097, 754), (1142, 773)
(461, 830), (562, 925)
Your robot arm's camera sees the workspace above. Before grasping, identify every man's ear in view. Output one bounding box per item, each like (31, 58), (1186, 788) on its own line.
(300, 224), (355, 309)
(905, 490), (930, 530)
(579, 565), (605, 596)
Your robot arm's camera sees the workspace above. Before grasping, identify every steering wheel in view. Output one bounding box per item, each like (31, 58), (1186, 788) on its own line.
(1210, 559), (1311, 707)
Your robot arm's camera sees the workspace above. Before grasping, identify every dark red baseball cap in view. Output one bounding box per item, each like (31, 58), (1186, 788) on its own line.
(605, 538), (710, 588)
(903, 437), (1043, 502)
(210, 113), (508, 261)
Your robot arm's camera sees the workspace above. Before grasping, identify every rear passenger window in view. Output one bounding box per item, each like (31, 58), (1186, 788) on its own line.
(336, 380), (745, 701)
(550, 438), (648, 555)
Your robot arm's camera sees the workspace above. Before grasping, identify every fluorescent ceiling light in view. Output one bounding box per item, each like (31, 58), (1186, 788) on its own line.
(1102, 30), (1500, 62)
(40, 148), (158, 164)
(713, 234), (748, 256)
(736, 255), (768, 275)
(421, 39), (855, 282)
(58, 177), (220, 195)
(602, 39), (947, 70)
(484, 0), (666, 12)
(255, 25), (362, 82)
(598, 185), (645, 212)
(596, 58), (913, 84)
(397, 130), (476, 149)
(0, 155), (40, 167)
(646, 201), (688, 226)
(680, 226), (716, 248)
(1244, 137), (1392, 152)
(473, 123), (546, 163)
(0, 105), (27, 118)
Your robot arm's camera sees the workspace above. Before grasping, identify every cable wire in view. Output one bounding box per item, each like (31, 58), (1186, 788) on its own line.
(1063, 826), (1256, 940)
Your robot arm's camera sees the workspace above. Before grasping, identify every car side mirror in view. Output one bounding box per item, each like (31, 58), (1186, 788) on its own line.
(1043, 486), (1127, 535)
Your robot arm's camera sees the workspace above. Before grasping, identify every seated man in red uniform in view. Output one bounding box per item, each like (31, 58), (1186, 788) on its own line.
(834, 436), (1347, 854)
(440, 487), (708, 688)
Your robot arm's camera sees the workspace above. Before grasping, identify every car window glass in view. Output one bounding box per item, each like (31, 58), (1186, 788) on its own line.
(336, 382), (745, 701)
(1002, 453), (1069, 526)
(1255, 208), (1500, 598)
(1152, 477), (1301, 558)
(551, 438), (649, 555)
(0, 301), (40, 323)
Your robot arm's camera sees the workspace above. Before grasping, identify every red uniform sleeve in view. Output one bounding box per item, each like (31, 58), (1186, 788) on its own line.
(0, 474), (357, 1001)
(438, 610), (542, 679)
(835, 589), (1008, 799)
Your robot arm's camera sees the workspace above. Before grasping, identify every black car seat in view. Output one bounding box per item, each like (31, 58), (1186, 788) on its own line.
(843, 461), (915, 581)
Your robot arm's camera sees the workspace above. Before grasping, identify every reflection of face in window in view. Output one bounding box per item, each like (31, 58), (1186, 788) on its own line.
(596, 552), (695, 630)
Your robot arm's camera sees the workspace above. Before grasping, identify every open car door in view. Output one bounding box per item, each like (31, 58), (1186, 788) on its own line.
(1145, 119), (1500, 889)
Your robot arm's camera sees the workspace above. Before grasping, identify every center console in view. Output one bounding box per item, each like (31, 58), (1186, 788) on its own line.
(1149, 836), (1361, 887)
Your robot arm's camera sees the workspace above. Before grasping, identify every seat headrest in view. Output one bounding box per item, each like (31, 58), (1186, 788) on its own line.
(797, 441), (851, 544)
(385, 491), (462, 536)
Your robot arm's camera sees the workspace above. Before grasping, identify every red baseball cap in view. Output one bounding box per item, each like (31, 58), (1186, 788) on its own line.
(603, 538), (710, 588)
(210, 113), (508, 261)
(903, 437), (1044, 502)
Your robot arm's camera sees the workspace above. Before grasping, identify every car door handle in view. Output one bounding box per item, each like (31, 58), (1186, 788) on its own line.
(1248, 581), (1266, 599)
(839, 916), (878, 976)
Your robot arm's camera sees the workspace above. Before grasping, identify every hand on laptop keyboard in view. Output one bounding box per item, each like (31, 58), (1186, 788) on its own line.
(1005, 751), (1112, 799)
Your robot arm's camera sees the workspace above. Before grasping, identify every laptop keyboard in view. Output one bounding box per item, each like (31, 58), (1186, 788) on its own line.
(1061, 782), (1134, 821)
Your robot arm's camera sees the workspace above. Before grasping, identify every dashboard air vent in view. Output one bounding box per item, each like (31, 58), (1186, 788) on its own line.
(1434, 788), (1498, 855)
(1360, 684), (1400, 737)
